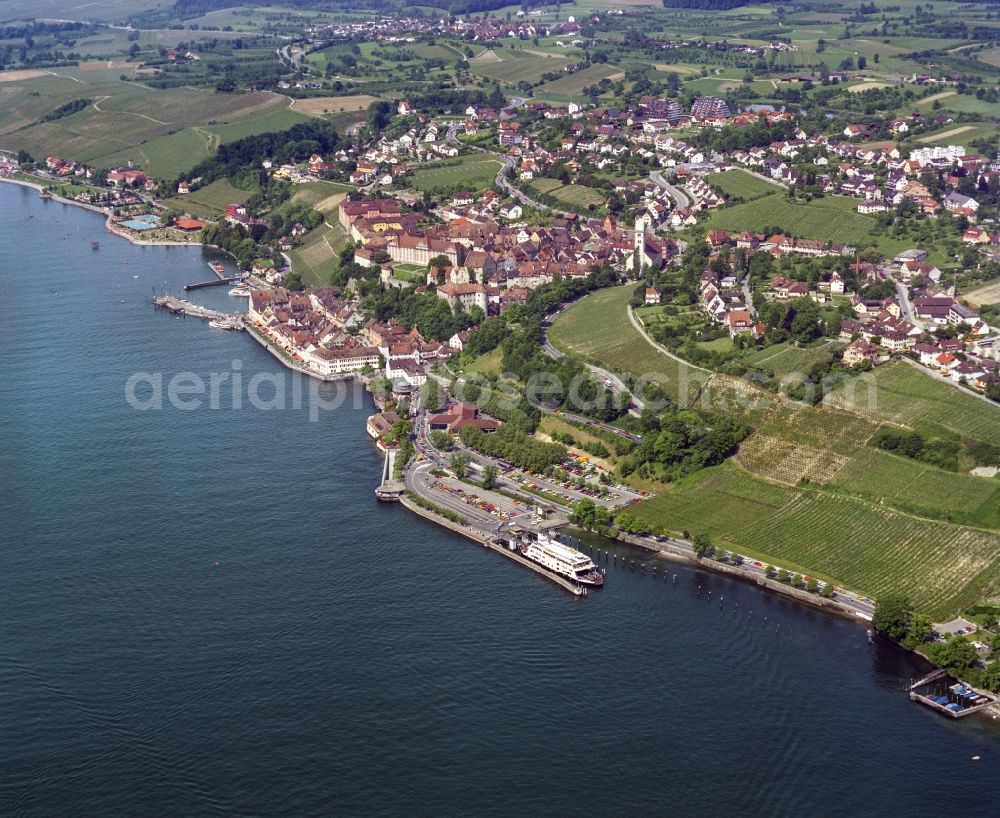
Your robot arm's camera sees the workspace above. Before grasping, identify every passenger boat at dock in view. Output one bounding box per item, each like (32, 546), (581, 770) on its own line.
(521, 535), (604, 587)
(228, 285), (251, 297)
(209, 262), (226, 275)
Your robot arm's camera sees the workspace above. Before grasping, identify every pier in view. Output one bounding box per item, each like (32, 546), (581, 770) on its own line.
(153, 295), (240, 323)
(909, 669), (998, 718)
(184, 277), (239, 291)
(375, 448), (405, 501)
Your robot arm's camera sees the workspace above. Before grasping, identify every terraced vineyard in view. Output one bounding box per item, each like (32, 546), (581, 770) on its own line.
(733, 493), (1000, 618)
(824, 361), (1000, 447)
(549, 285), (711, 405)
(826, 447), (1000, 529)
(743, 341), (844, 378)
(632, 463), (797, 540)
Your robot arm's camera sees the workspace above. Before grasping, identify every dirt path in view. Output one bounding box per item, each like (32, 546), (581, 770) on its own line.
(917, 125), (975, 143)
(916, 90), (957, 105)
(92, 95), (169, 125)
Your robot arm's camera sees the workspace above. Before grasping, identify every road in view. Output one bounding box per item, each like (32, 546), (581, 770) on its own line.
(625, 304), (713, 375)
(889, 273), (918, 325)
(649, 169), (691, 210)
(494, 155), (553, 212)
(405, 413), (875, 620)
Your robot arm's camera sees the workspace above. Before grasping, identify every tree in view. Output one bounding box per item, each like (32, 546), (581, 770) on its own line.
(927, 637), (977, 673)
(430, 430), (453, 450)
(450, 452), (467, 478)
(902, 614), (933, 650)
(692, 533), (713, 558)
(873, 592), (912, 641)
(284, 270), (304, 291)
(421, 379), (442, 412)
(482, 464), (498, 490)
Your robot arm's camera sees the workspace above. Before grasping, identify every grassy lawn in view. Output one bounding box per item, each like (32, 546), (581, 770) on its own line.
(702, 193), (876, 247)
(535, 63), (623, 98)
(527, 177), (606, 211)
(824, 361), (1000, 447)
(410, 157), (503, 193)
(464, 347), (503, 377)
(743, 341), (843, 377)
(708, 169), (783, 199)
(549, 285), (711, 406)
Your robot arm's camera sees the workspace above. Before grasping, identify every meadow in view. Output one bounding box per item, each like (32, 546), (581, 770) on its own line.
(527, 177), (606, 211)
(701, 193), (876, 247)
(535, 64), (624, 99)
(410, 157), (503, 194)
(963, 280), (1000, 309)
(167, 179), (254, 219)
(707, 169), (782, 200)
(824, 362), (1000, 448)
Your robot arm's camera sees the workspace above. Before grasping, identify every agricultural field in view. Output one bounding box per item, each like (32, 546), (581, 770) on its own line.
(0, 74), (311, 180)
(286, 215), (349, 290)
(701, 193), (875, 248)
(167, 179), (253, 220)
(826, 447), (1000, 530)
(535, 63), (624, 99)
(824, 362), (1000, 448)
(732, 492), (1000, 619)
(549, 285), (711, 406)
(707, 169), (782, 200)
(630, 462), (798, 543)
(470, 50), (568, 86)
(527, 177), (606, 211)
(289, 95), (379, 116)
(410, 157), (503, 194)
(743, 341), (843, 378)
(963, 280), (1000, 309)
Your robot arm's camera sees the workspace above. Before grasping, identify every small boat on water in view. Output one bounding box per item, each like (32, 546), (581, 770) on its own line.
(209, 317), (239, 330)
(209, 262), (226, 275)
(91, 240), (100, 249)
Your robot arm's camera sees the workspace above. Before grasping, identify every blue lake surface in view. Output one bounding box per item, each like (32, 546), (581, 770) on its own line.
(2, 183), (999, 816)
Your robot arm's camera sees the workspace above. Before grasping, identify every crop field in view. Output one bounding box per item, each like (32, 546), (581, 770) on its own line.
(167, 179), (254, 219)
(410, 158), (503, 193)
(471, 52), (567, 85)
(743, 341), (843, 378)
(527, 178), (606, 210)
(535, 64), (624, 97)
(732, 492), (1000, 618)
(702, 193), (875, 247)
(549, 286), (711, 406)
(287, 216), (349, 290)
(630, 463), (798, 541)
(707, 169), (782, 200)
(963, 280), (1000, 309)
(290, 95), (378, 116)
(827, 447), (1000, 529)
(0, 77), (310, 179)
(824, 362), (1000, 447)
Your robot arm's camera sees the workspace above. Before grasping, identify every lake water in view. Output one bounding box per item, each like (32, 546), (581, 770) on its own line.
(2, 184), (999, 816)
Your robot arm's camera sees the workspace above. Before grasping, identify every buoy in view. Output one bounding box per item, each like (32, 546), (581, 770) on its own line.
(972, 755), (981, 761)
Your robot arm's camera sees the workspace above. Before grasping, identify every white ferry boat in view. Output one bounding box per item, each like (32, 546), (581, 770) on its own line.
(522, 535), (604, 587)
(228, 286), (251, 297)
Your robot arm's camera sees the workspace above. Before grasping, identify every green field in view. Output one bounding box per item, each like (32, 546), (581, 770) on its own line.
(827, 446), (1000, 529)
(286, 215), (349, 290)
(631, 462), (1000, 618)
(708, 169), (783, 200)
(527, 177), (606, 210)
(535, 63), (623, 98)
(166, 179), (253, 219)
(824, 361), (1000, 447)
(470, 50), (568, 86)
(0, 75), (311, 179)
(702, 193), (875, 247)
(549, 286), (711, 406)
(410, 157), (503, 194)
(743, 341), (843, 377)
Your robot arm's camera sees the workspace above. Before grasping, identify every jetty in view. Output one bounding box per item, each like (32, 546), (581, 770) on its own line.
(909, 669), (998, 718)
(184, 277), (239, 291)
(154, 295), (240, 323)
(375, 448), (405, 501)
